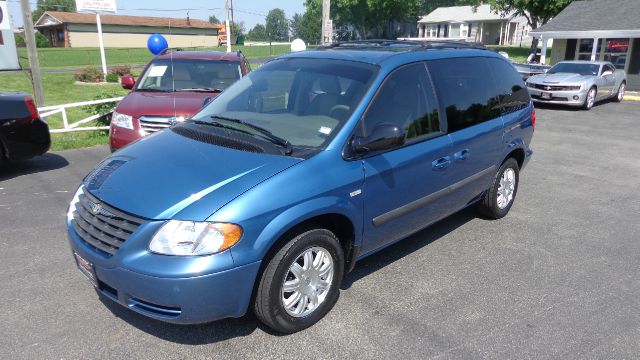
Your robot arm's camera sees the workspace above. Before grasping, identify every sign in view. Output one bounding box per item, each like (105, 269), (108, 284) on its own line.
(0, 1), (10, 30)
(75, 0), (117, 14)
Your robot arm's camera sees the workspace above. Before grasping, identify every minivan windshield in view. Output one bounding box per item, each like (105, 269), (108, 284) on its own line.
(190, 58), (378, 149)
(136, 58), (242, 92)
(547, 63), (600, 76)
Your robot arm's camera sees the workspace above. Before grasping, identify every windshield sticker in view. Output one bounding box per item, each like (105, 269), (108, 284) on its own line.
(319, 126), (332, 135)
(148, 66), (167, 77)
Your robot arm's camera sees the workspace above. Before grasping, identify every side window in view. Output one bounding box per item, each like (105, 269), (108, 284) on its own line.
(487, 58), (530, 114)
(360, 63), (440, 142)
(428, 57), (501, 133)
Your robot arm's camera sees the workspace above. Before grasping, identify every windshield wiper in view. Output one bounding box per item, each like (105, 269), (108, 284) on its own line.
(136, 88), (172, 92)
(210, 115), (293, 155)
(175, 88), (224, 93)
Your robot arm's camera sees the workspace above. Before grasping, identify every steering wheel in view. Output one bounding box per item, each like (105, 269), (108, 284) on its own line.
(329, 105), (351, 120)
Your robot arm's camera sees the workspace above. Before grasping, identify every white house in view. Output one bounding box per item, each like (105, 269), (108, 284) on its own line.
(416, 4), (533, 46)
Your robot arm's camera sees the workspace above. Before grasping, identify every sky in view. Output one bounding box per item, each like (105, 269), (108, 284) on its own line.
(5, 0), (306, 29)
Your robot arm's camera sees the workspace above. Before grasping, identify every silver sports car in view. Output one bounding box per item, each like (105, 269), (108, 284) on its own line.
(526, 61), (627, 110)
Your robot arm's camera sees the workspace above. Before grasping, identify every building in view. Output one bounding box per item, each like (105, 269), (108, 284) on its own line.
(416, 4), (533, 45)
(34, 11), (222, 48)
(530, 0), (640, 90)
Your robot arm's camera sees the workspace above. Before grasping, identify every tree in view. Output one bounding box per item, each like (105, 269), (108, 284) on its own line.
(290, 0), (322, 44)
(247, 24), (268, 41)
(232, 21), (246, 36)
(335, 0), (423, 39)
(208, 15), (221, 24)
(481, 0), (574, 50)
(32, 0), (76, 22)
(265, 8), (289, 41)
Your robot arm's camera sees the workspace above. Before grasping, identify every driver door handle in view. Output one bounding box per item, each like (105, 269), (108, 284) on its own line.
(432, 156), (451, 170)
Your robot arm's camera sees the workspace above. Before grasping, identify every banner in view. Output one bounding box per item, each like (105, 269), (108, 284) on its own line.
(0, 0), (20, 71)
(75, 0), (117, 14)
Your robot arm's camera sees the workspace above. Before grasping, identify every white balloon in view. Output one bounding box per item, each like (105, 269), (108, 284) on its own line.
(291, 39), (307, 52)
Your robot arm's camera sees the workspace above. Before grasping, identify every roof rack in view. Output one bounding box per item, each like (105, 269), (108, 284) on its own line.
(319, 39), (486, 51)
(158, 47), (185, 55)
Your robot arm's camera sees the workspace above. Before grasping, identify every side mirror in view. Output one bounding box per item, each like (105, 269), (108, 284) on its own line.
(121, 75), (136, 90)
(351, 123), (405, 155)
(202, 96), (213, 107)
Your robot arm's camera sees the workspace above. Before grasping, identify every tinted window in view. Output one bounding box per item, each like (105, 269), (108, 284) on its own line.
(487, 58), (530, 114)
(428, 57), (500, 133)
(360, 63), (440, 142)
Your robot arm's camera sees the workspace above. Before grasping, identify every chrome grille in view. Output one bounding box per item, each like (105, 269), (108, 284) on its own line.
(139, 116), (173, 134)
(71, 189), (144, 256)
(527, 83), (580, 91)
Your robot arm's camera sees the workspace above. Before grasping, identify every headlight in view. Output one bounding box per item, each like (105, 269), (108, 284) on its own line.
(112, 111), (134, 130)
(67, 185), (83, 222)
(149, 220), (243, 256)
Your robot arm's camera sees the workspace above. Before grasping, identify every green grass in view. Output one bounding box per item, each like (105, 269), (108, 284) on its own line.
(18, 45), (292, 69)
(487, 45), (552, 64)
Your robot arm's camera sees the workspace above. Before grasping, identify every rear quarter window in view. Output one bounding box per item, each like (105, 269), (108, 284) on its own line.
(427, 57), (501, 133)
(486, 58), (530, 114)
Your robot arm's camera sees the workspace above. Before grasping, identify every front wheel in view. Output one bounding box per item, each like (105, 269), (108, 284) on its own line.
(614, 82), (626, 102)
(477, 158), (520, 219)
(583, 87), (597, 110)
(254, 229), (344, 334)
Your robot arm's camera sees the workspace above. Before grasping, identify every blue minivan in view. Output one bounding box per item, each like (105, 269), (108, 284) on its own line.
(67, 41), (534, 333)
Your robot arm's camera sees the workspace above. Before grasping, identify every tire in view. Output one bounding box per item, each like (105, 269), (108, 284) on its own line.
(614, 81), (626, 102)
(254, 228), (345, 334)
(0, 141), (6, 168)
(583, 87), (597, 110)
(477, 158), (520, 219)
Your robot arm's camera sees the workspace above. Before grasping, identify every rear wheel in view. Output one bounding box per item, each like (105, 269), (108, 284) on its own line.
(254, 229), (344, 334)
(583, 87), (597, 110)
(0, 141), (6, 168)
(615, 81), (626, 102)
(477, 158), (520, 219)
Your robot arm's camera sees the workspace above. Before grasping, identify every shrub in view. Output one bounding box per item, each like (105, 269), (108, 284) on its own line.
(74, 67), (103, 83)
(105, 72), (119, 83)
(35, 32), (51, 48)
(14, 34), (26, 47)
(83, 91), (122, 126)
(109, 65), (131, 76)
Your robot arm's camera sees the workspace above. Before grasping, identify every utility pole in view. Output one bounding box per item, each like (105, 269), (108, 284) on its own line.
(224, 0), (231, 52)
(321, 0), (331, 45)
(19, 0), (44, 106)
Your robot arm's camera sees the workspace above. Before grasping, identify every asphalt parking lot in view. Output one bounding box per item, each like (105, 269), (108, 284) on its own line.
(1, 101), (639, 359)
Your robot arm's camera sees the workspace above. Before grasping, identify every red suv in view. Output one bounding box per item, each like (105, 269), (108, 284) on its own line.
(110, 50), (251, 151)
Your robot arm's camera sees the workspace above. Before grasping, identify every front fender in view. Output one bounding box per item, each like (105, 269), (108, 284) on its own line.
(229, 196), (363, 267)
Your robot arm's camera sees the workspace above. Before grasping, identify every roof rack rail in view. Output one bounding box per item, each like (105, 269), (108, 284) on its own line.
(158, 47), (185, 55)
(319, 39), (486, 51)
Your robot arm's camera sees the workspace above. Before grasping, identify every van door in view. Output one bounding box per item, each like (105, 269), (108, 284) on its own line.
(356, 63), (454, 255)
(426, 57), (505, 210)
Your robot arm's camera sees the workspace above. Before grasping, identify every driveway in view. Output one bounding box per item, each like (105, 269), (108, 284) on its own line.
(1, 101), (639, 359)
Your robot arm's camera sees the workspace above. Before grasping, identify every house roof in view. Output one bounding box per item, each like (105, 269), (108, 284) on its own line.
(35, 11), (223, 30)
(531, 0), (640, 36)
(418, 5), (512, 24)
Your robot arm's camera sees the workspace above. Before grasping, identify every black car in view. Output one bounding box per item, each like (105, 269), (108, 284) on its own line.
(0, 92), (50, 167)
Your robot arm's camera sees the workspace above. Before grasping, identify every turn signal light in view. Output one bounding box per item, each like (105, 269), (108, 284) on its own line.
(24, 96), (39, 120)
(531, 107), (536, 129)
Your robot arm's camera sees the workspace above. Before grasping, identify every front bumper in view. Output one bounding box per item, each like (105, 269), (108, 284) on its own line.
(67, 219), (261, 324)
(527, 86), (588, 106)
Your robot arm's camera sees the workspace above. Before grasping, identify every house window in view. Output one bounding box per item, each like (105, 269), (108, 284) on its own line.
(576, 39), (602, 60)
(603, 38), (630, 69)
(57, 30), (64, 41)
(449, 24), (460, 37)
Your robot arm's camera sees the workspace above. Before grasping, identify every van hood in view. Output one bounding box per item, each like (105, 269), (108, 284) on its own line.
(116, 91), (220, 118)
(84, 129), (302, 220)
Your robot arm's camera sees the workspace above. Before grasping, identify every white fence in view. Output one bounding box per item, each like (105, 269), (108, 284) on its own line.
(38, 97), (123, 133)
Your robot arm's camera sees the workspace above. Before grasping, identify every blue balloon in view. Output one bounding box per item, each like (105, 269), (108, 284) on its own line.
(147, 33), (168, 55)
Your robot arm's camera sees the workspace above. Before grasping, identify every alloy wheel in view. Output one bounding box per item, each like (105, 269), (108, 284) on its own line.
(281, 247), (334, 318)
(497, 168), (516, 209)
(618, 83), (626, 101)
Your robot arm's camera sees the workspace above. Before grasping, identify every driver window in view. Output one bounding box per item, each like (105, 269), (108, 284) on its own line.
(360, 63), (440, 142)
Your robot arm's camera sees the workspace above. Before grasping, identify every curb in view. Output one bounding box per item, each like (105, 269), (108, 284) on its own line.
(624, 96), (640, 101)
